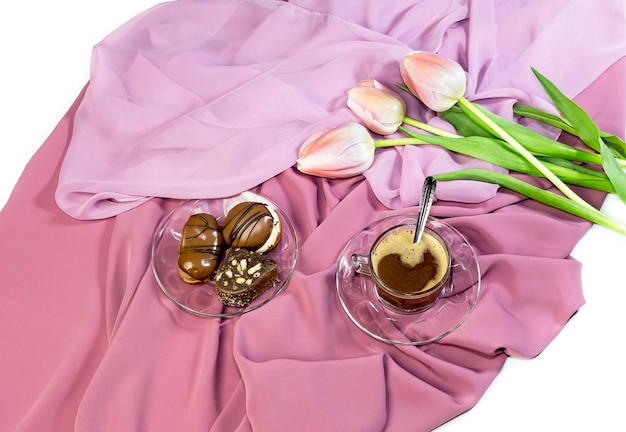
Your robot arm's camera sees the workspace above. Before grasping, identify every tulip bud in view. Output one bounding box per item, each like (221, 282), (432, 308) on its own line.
(347, 79), (406, 135)
(400, 51), (467, 112)
(296, 122), (375, 178)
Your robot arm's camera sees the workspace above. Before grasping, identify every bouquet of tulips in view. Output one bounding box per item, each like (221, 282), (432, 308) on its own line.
(296, 51), (626, 235)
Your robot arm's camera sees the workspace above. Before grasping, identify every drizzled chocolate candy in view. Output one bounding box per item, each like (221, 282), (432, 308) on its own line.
(222, 202), (282, 253)
(178, 213), (225, 283)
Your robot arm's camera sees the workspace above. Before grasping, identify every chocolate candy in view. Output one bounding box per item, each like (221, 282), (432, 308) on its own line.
(222, 202), (281, 253)
(178, 213), (224, 282)
(213, 247), (279, 307)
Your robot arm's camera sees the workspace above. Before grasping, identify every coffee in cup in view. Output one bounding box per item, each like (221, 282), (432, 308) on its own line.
(352, 224), (451, 313)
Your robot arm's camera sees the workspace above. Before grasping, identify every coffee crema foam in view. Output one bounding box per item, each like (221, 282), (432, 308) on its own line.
(372, 229), (448, 292)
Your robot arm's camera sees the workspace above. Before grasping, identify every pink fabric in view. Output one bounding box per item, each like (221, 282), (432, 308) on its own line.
(54, 0), (626, 219)
(1, 56), (625, 432)
(2, 0), (626, 430)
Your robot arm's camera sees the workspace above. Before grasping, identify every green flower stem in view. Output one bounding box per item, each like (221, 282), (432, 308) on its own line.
(457, 97), (594, 210)
(401, 116), (459, 138)
(374, 137), (426, 147)
(433, 169), (626, 236)
(444, 105), (606, 165)
(374, 136), (615, 193)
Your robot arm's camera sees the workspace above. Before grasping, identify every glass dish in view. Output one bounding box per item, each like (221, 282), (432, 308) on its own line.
(336, 213), (480, 345)
(152, 192), (298, 317)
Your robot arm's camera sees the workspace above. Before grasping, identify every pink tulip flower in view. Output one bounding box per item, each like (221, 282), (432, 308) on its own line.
(346, 79), (406, 135)
(296, 122), (375, 178)
(400, 51), (467, 112)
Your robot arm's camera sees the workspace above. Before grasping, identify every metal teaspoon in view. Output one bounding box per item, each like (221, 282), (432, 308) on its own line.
(414, 176), (437, 244)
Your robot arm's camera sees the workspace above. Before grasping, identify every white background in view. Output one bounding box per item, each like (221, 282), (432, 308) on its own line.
(1, 2), (625, 430)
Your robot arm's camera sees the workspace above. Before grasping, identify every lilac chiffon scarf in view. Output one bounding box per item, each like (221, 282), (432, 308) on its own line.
(55, 0), (625, 219)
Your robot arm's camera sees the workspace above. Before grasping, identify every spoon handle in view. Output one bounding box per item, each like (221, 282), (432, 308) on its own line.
(414, 176), (437, 244)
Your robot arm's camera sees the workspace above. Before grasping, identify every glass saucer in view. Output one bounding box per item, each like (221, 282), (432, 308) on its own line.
(336, 213), (480, 345)
(152, 192), (298, 318)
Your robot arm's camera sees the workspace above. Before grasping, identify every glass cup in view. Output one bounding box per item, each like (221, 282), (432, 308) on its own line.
(351, 224), (451, 314)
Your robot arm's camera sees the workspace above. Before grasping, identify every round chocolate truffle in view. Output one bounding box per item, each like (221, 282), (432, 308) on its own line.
(178, 213), (224, 283)
(222, 202), (282, 253)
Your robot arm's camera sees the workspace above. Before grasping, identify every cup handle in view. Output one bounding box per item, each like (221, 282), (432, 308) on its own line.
(351, 254), (372, 276)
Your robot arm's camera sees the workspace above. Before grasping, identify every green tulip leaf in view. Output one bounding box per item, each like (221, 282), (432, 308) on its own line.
(600, 139), (626, 204)
(433, 168), (626, 235)
(514, 104), (626, 161)
(538, 157), (605, 178)
(442, 105), (602, 164)
(395, 82), (410, 93)
(441, 107), (493, 138)
(532, 68), (601, 152)
(512, 103), (575, 134)
(602, 133), (626, 160)
(394, 127), (614, 192)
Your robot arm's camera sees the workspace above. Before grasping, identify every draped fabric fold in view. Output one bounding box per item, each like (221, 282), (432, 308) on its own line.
(55, 0), (626, 219)
(1, 1), (626, 431)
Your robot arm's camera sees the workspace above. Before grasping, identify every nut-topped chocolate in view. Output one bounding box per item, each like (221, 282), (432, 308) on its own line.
(214, 247), (279, 307)
(222, 202), (282, 253)
(178, 213), (225, 283)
